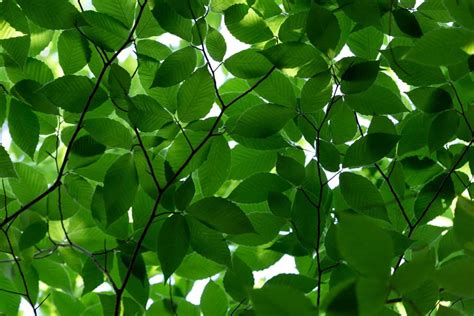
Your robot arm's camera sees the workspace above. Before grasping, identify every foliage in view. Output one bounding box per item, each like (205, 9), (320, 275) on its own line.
(0, 0), (474, 315)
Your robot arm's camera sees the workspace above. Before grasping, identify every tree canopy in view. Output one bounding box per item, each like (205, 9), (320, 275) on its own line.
(1, 0), (474, 315)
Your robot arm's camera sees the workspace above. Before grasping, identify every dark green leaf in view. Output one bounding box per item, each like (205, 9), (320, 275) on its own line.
(8, 99), (39, 158)
(157, 214), (190, 281)
(151, 46), (196, 87)
(343, 133), (400, 167)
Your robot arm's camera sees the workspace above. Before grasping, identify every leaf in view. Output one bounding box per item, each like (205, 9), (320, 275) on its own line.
(267, 192), (291, 218)
(187, 197), (254, 234)
(227, 103), (295, 138)
(151, 46), (196, 87)
(187, 216), (231, 266)
(261, 42), (319, 69)
(276, 155), (305, 185)
(174, 177), (195, 211)
(152, 2), (192, 41)
(58, 29), (91, 74)
(406, 28), (474, 66)
(16, 0), (80, 30)
(224, 49), (273, 79)
(83, 118), (132, 149)
(19, 221), (47, 250)
(264, 274), (317, 293)
(157, 214), (190, 281)
(252, 71), (297, 107)
(453, 197), (474, 256)
(8, 99), (40, 158)
(228, 212), (286, 246)
(197, 136), (231, 196)
(229, 145), (276, 180)
(0, 145), (16, 178)
(393, 8), (423, 38)
(336, 211), (394, 279)
(40, 75), (108, 113)
(300, 72), (332, 113)
(0, 20), (26, 40)
(307, 4), (341, 56)
(339, 172), (389, 221)
(201, 282), (228, 316)
(344, 85), (408, 115)
(407, 87), (453, 113)
(177, 67), (215, 122)
(229, 173), (291, 203)
(206, 27), (227, 62)
(92, 0), (136, 27)
(251, 285), (316, 316)
(103, 153), (138, 225)
(347, 26), (384, 60)
(79, 11), (129, 51)
(292, 190), (322, 248)
(129, 95), (173, 132)
(435, 257), (474, 298)
(427, 110), (459, 152)
(223, 255), (254, 301)
(340, 60), (380, 94)
(224, 4), (273, 44)
(343, 133), (400, 167)
(444, 0), (474, 30)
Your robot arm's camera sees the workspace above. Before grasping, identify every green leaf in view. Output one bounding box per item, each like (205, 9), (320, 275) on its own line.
(264, 274), (317, 293)
(339, 172), (389, 221)
(92, 0), (136, 28)
(71, 135), (106, 157)
(129, 95), (173, 132)
(393, 8), (423, 38)
(347, 26), (384, 60)
(340, 60), (380, 94)
(8, 99), (40, 158)
(345, 85), (408, 115)
(407, 87), (453, 113)
(40, 75), (108, 113)
(151, 46), (196, 87)
(58, 29), (91, 74)
(300, 72), (332, 113)
(224, 49), (273, 79)
(307, 4), (341, 56)
(84, 118), (132, 149)
(79, 11), (129, 51)
(206, 27), (227, 62)
(103, 153), (138, 225)
(187, 216), (231, 266)
(177, 67), (215, 122)
(0, 145), (16, 178)
(267, 192), (291, 218)
(343, 133), (399, 167)
(229, 145), (276, 180)
(224, 4), (273, 44)
(223, 255), (254, 301)
(19, 221), (47, 250)
(152, 2), (192, 41)
(168, 0), (206, 19)
(227, 103), (295, 138)
(261, 42), (319, 69)
(228, 212), (285, 246)
(197, 136), (231, 196)
(292, 190), (323, 248)
(157, 214), (190, 281)
(276, 154), (305, 185)
(16, 0), (80, 30)
(406, 28), (474, 66)
(435, 257), (474, 298)
(427, 110), (459, 152)
(174, 177), (195, 211)
(453, 197), (474, 256)
(229, 173), (291, 203)
(252, 71), (297, 107)
(200, 282), (228, 316)
(336, 211), (394, 278)
(187, 197), (254, 234)
(444, 0), (474, 30)
(251, 285), (316, 316)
